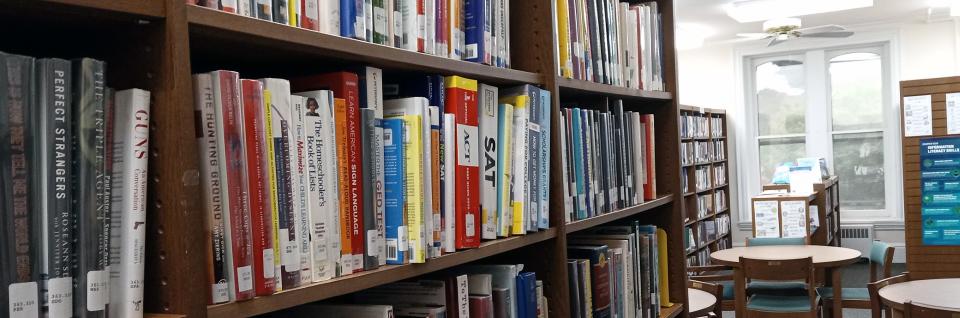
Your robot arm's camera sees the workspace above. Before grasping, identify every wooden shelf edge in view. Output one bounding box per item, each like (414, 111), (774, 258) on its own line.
(565, 195), (674, 234)
(145, 314), (186, 318)
(185, 5), (541, 85)
(206, 228), (558, 318)
(45, 0), (164, 18)
(661, 303), (685, 318)
(556, 77), (673, 101)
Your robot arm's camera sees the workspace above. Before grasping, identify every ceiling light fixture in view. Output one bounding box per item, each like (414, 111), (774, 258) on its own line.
(725, 0), (874, 23)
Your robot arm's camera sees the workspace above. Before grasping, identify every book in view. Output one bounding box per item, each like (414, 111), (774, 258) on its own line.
(427, 106), (442, 257)
(240, 79), (276, 295)
(273, 0), (289, 24)
(0, 53), (38, 317)
(195, 74), (230, 303)
(341, 0), (365, 39)
(399, 0), (419, 51)
(289, 95), (314, 285)
(536, 88), (550, 230)
(492, 287), (510, 318)
(383, 117), (407, 264)
(640, 114), (655, 200)
(384, 97), (429, 263)
(108, 88), (151, 318)
(463, 264), (518, 318)
(445, 274), (470, 318)
(358, 66), (387, 267)
(499, 87), (530, 235)
(495, 103), (513, 237)
(395, 305), (447, 317)
(319, 0), (341, 35)
(354, 279), (447, 308)
(35, 58), (75, 317)
(360, 108), (381, 269)
(477, 84), (498, 240)
(442, 113), (456, 253)
(444, 76), (480, 249)
(372, 0), (390, 44)
(332, 97), (356, 273)
(516, 272), (537, 318)
(71, 58), (110, 317)
(566, 260), (581, 318)
(259, 78), (301, 288)
(568, 245), (611, 318)
(296, 90), (340, 282)
(300, 0), (320, 30)
(464, 0), (490, 64)
(470, 294), (494, 318)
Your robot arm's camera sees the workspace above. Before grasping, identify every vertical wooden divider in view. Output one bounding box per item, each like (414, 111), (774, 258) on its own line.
(144, 0), (208, 317)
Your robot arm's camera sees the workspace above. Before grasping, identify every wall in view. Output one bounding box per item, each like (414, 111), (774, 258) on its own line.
(678, 19), (960, 254)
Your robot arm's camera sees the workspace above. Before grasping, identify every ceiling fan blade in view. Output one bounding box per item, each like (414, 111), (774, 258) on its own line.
(736, 33), (771, 39)
(801, 31), (855, 38)
(795, 24), (847, 34)
(767, 37), (787, 47)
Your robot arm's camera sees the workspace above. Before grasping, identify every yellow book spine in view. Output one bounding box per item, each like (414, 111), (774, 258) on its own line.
(403, 114), (426, 263)
(657, 228), (673, 307)
(497, 104), (513, 236)
(557, 0), (573, 78)
(263, 90), (284, 290)
(500, 95), (528, 235)
(289, 0), (298, 27)
(443, 75), (479, 91)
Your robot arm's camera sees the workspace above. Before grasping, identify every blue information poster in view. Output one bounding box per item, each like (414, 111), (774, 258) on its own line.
(920, 137), (960, 246)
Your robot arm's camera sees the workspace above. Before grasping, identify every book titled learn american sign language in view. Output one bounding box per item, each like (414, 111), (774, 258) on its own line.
(193, 67), (550, 304)
(0, 52), (152, 318)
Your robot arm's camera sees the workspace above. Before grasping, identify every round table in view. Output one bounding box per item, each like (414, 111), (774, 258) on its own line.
(878, 278), (960, 312)
(688, 287), (718, 317)
(710, 245), (861, 318)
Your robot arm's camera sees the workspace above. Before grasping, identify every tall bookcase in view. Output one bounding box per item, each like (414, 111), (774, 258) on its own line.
(3, 0), (688, 317)
(678, 106), (732, 266)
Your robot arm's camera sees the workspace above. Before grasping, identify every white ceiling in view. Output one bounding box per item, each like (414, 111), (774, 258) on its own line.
(676, 0), (941, 46)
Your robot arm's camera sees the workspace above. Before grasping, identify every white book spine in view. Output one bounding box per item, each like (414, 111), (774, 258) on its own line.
(633, 113), (644, 203)
(289, 95), (313, 285)
(478, 84), (498, 240)
(442, 114), (456, 252)
(264, 78), (302, 280)
(511, 104), (528, 234)
(401, 0), (419, 51)
(108, 89), (151, 318)
(365, 0), (374, 41)
(425, 0), (436, 55)
(210, 73), (238, 301)
(425, 106), (439, 257)
(298, 91), (336, 282)
(320, 0), (341, 35)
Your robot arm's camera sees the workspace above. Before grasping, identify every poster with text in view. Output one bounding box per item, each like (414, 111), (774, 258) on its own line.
(920, 137), (960, 246)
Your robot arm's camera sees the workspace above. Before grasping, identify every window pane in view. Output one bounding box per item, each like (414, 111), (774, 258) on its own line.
(830, 52), (883, 131)
(759, 136), (806, 184)
(756, 60), (806, 136)
(833, 131), (885, 210)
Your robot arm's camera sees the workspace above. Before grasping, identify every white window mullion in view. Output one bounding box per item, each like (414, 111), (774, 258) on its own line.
(805, 49), (832, 163)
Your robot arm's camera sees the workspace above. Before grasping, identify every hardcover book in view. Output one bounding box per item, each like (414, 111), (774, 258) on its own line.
(477, 84), (498, 240)
(240, 79), (276, 296)
(442, 113), (456, 253)
(384, 97), (429, 263)
(495, 103), (513, 237)
(195, 74), (230, 303)
(289, 95), (314, 286)
(568, 245), (611, 318)
(296, 90), (340, 281)
(444, 76), (480, 249)
(499, 87), (529, 235)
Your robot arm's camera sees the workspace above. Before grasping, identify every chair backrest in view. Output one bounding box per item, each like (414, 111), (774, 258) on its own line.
(867, 272), (910, 318)
(868, 240), (895, 281)
(903, 301), (960, 318)
(745, 237), (806, 246)
(688, 280), (723, 318)
(740, 257), (817, 315)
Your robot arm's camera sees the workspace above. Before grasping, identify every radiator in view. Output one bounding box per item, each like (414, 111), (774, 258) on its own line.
(839, 225), (873, 259)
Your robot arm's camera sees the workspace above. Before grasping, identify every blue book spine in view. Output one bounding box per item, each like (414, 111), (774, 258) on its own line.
(520, 272), (538, 318)
(525, 86), (540, 232)
(537, 88), (550, 229)
(383, 118), (406, 264)
(579, 109), (592, 218)
(340, 0), (356, 38)
(571, 109), (586, 221)
(464, 0), (486, 63)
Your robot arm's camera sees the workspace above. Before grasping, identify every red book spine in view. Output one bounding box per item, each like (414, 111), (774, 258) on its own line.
(240, 79), (275, 296)
(642, 114), (656, 200)
(417, 0), (426, 52)
(300, 0), (319, 31)
(290, 72), (365, 273)
(470, 295), (494, 318)
(444, 77), (480, 249)
(217, 72), (255, 300)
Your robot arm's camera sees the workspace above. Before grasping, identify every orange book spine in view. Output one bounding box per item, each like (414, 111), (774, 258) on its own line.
(334, 98), (353, 274)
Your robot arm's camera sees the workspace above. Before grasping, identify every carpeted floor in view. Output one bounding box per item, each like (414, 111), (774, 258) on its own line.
(720, 261), (908, 318)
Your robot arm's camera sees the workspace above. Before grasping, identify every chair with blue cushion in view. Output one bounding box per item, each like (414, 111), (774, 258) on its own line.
(816, 240), (895, 316)
(741, 256), (819, 318)
(746, 237), (808, 246)
(868, 272), (911, 318)
(689, 265), (736, 311)
(745, 237), (809, 296)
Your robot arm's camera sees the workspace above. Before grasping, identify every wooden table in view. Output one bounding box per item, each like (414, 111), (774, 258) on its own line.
(688, 287), (718, 317)
(711, 245), (861, 318)
(878, 278), (960, 315)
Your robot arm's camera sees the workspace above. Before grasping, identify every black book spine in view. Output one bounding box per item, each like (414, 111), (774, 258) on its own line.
(361, 108), (377, 270)
(71, 58), (108, 317)
(34, 58), (74, 317)
(2, 53), (39, 316)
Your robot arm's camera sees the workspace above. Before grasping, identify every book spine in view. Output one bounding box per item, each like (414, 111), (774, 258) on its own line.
(72, 58), (109, 317)
(383, 118), (406, 265)
(365, 0), (374, 41)
(35, 58), (74, 318)
(194, 74), (230, 303)
(436, 0), (448, 57)
(2, 54), (39, 318)
(400, 0), (418, 51)
(392, 0), (403, 47)
(108, 89), (150, 318)
(556, 0), (572, 77)
(463, 0), (483, 63)
(361, 108), (378, 270)
(526, 89), (540, 232)
(448, 0), (462, 59)
(364, 67), (387, 267)
(289, 96), (313, 286)
(238, 0), (252, 17)
(494, 103), (512, 237)
(428, 106), (441, 257)
(289, 0), (300, 27)
(240, 80), (276, 296)
(403, 112), (426, 263)
(319, 0), (341, 35)
(505, 94), (528, 235)
(372, 0), (389, 44)
(345, 86), (365, 273)
(417, 0), (425, 52)
(262, 78), (301, 289)
(444, 76), (479, 249)
(260, 89), (284, 290)
(441, 113), (456, 253)
(301, 0), (320, 30)
(333, 98), (355, 274)
(273, 0), (289, 24)
(255, 0), (273, 20)
(340, 0), (356, 38)
(642, 115), (655, 200)
(478, 84), (497, 240)
(425, 0), (436, 55)
(537, 89), (550, 230)
(221, 0), (238, 13)
(559, 112), (571, 223)
(300, 92), (332, 282)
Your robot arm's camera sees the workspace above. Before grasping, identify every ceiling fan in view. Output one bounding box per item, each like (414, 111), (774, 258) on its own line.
(736, 17), (855, 46)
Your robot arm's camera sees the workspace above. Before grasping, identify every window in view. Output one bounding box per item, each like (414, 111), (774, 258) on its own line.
(743, 43), (901, 222)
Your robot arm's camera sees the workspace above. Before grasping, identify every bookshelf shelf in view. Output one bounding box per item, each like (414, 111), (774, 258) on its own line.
(661, 303), (685, 318)
(556, 76), (673, 101)
(186, 5), (542, 86)
(207, 229), (558, 318)
(43, 0), (165, 18)
(565, 195), (675, 234)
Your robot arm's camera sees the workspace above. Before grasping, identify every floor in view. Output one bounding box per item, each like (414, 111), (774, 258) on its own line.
(720, 261), (908, 318)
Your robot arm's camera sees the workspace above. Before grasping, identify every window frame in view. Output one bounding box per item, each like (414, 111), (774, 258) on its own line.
(732, 30), (904, 227)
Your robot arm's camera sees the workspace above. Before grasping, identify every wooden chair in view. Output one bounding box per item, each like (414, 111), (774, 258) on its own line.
(745, 237), (808, 246)
(817, 240), (895, 315)
(744, 237), (808, 296)
(740, 257), (819, 318)
(688, 280), (723, 318)
(902, 301), (960, 318)
(689, 265), (736, 311)
(867, 273), (910, 318)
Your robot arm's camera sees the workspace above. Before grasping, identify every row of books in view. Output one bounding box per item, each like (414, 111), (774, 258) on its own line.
(679, 112), (718, 139)
(270, 264), (547, 318)
(0, 53), (152, 318)
(711, 116), (724, 138)
(685, 246), (710, 268)
(558, 105), (657, 223)
(713, 140), (726, 161)
(683, 221), (718, 253)
(716, 213), (730, 238)
(693, 166), (710, 192)
(568, 223), (670, 318)
(714, 189), (727, 213)
(194, 67), (552, 304)
(680, 140), (712, 166)
(694, 194), (712, 219)
(554, 0), (665, 91)
(714, 164), (727, 187)
(188, 0), (511, 68)
(680, 168), (688, 194)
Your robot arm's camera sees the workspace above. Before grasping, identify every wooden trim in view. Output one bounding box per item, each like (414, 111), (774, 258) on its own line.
(556, 76), (674, 101)
(565, 195), (675, 234)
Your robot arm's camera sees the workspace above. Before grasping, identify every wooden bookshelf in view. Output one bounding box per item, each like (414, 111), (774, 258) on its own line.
(7, 0), (689, 317)
(680, 107), (733, 266)
(762, 176), (841, 246)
